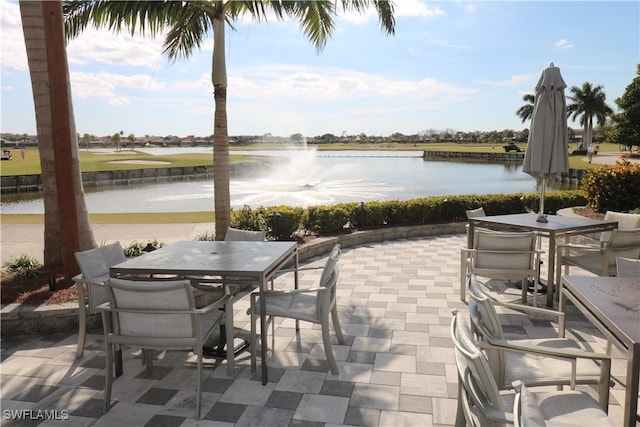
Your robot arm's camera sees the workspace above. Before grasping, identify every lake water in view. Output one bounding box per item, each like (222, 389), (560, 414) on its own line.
(0, 148), (573, 214)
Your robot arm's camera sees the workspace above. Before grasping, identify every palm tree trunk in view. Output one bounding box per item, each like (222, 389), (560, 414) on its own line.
(20, 0), (96, 275)
(212, 12), (230, 240)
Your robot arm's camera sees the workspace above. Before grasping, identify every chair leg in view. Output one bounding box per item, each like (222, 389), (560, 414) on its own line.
(76, 284), (87, 358)
(322, 318), (339, 375)
(250, 296), (257, 372)
(460, 252), (468, 301)
(104, 340), (113, 413)
(196, 348), (203, 419)
(331, 306), (345, 344)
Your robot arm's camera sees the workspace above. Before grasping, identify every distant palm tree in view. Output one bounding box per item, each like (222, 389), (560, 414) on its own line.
(63, 0), (396, 239)
(567, 82), (613, 150)
(516, 93), (535, 123)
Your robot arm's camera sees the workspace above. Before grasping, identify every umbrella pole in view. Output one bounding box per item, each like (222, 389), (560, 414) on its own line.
(537, 179), (548, 223)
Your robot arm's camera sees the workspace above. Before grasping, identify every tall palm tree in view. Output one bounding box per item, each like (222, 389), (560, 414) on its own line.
(19, 0), (96, 277)
(567, 82), (613, 150)
(515, 93), (535, 123)
(63, 0), (396, 239)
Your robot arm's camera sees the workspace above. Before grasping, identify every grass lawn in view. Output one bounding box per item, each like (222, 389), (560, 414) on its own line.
(0, 142), (619, 176)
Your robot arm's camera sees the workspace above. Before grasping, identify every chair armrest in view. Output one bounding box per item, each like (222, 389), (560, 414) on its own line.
(73, 274), (107, 287)
(261, 287), (326, 297)
(492, 300), (566, 323)
(271, 265), (322, 281)
(463, 249), (545, 255)
(195, 295), (232, 314)
(556, 243), (605, 253)
(490, 338), (611, 361)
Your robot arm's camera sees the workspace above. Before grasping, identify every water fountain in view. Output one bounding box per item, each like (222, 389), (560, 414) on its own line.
(231, 147), (400, 207)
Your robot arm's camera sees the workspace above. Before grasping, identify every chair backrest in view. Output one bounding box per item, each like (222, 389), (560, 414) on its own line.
(451, 310), (511, 426)
(75, 242), (125, 309)
(466, 207), (486, 219)
(600, 211), (640, 242)
(105, 278), (197, 339)
(75, 242), (124, 280)
(605, 228), (640, 264)
(316, 244), (342, 315)
(467, 276), (505, 339)
(224, 227), (267, 242)
(472, 230), (537, 271)
(616, 257), (640, 278)
(467, 278), (508, 383)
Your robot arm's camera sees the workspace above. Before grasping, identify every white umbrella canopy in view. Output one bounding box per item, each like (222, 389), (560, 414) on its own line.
(523, 63), (570, 222)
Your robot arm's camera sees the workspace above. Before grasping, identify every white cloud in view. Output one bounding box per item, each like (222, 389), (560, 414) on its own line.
(70, 71), (166, 98)
(109, 97), (132, 106)
(554, 39), (574, 49)
(228, 64), (476, 111)
(67, 28), (166, 67)
(432, 39), (471, 49)
(1, 0), (28, 71)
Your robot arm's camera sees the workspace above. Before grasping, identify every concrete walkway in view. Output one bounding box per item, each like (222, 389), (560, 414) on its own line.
(0, 232), (632, 426)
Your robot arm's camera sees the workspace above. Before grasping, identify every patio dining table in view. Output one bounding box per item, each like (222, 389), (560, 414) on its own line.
(559, 275), (640, 427)
(110, 240), (298, 384)
(467, 213), (618, 307)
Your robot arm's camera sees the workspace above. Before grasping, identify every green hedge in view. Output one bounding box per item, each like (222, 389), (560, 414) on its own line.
(230, 190), (588, 240)
(581, 161), (640, 213)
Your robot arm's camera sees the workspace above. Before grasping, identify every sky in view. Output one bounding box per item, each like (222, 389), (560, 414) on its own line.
(1, 1), (638, 139)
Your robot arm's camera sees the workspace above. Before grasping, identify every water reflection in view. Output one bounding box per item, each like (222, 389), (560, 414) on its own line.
(0, 150), (574, 214)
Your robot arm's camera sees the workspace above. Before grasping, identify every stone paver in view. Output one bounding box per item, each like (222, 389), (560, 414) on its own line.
(0, 231), (632, 426)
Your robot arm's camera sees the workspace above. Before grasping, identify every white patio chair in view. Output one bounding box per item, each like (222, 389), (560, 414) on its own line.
(73, 242), (126, 358)
(100, 278), (229, 419)
(249, 244), (344, 374)
(466, 274), (565, 339)
(512, 381), (614, 427)
(616, 256), (640, 278)
(572, 210), (640, 246)
(467, 276), (612, 409)
(556, 228), (640, 284)
(451, 308), (515, 427)
(461, 207), (486, 301)
(461, 229), (543, 305)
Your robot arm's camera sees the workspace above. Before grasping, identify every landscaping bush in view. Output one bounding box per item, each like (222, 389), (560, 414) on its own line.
(233, 190), (587, 237)
(123, 239), (166, 257)
(581, 160), (640, 212)
(265, 206), (305, 240)
(2, 254), (42, 279)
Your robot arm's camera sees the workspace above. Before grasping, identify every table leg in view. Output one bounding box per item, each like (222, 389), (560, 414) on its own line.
(260, 279), (268, 385)
(558, 280), (566, 338)
(624, 347), (640, 427)
(225, 296), (235, 375)
(546, 233), (556, 308)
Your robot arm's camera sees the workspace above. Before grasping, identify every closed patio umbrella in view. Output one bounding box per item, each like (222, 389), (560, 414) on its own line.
(523, 63), (570, 223)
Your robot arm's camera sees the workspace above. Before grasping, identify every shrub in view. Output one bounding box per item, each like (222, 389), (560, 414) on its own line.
(123, 239), (166, 257)
(2, 254), (42, 279)
(194, 231), (215, 241)
(581, 160), (640, 212)
(230, 190), (588, 237)
(265, 206), (304, 240)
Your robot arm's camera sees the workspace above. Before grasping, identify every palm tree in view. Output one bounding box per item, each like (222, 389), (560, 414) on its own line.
(63, 0), (396, 239)
(515, 93), (535, 123)
(19, 0), (96, 278)
(567, 82), (613, 150)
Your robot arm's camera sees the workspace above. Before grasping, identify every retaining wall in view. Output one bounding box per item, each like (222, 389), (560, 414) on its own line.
(422, 150), (588, 185)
